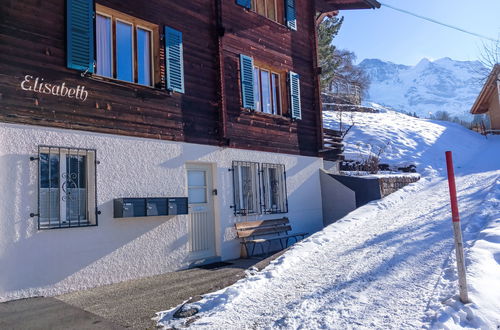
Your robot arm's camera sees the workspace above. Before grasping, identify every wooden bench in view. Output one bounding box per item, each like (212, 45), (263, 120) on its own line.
(235, 217), (308, 257)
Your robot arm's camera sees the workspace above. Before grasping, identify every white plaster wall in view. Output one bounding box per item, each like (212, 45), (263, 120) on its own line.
(0, 122), (324, 302)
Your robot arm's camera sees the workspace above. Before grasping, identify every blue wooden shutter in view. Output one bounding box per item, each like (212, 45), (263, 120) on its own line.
(289, 71), (301, 119)
(239, 54), (255, 110)
(67, 0), (94, 72)
(236, 0), (251, 9)
(165, 27), (185, 93)
(285, 0), (297, 31)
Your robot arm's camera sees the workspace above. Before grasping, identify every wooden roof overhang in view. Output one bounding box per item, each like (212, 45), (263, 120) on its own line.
(316, 0), (381, 13)
(470, 65), (500, 115)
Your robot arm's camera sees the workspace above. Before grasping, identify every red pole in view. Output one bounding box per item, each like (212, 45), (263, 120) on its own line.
(446, 152), (460, 223)
(445, 151), (469, 304)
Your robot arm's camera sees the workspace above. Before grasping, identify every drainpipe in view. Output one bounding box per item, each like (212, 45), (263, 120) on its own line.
(215, 0), (229, 146)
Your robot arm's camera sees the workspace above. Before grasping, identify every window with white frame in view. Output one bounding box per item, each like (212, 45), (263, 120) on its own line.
(95, 4), (158, 86)
(37, 146), (97, 229)
(261, 163), (288, 214)
(232, 161), (260, 215)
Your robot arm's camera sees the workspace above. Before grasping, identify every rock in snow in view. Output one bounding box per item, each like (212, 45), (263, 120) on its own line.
(156, 111), (500, 329)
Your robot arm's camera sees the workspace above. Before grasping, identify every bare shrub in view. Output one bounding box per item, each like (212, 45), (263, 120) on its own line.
(355, 141), (390, 174)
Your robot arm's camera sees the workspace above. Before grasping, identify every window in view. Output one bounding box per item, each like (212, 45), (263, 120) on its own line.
(231, 162), (288, 216)
(37, 146), (97, 229)
(252, 63), (285, 115)
(235, 0), (296, 30)
(67, 3), (185, 91)
(240, 54), (302, 119)
(188, 170), (207, 204)
(232, 161), (260, 215)
(251, 0), (285, 24)
(95, 4), (159, 86)
(261, 164), (288, 214)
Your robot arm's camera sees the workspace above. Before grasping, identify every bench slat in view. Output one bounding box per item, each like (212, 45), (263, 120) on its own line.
(237, 225), (292, 238)
(235, 218), (289, 230)
(242, 233), (308, 244)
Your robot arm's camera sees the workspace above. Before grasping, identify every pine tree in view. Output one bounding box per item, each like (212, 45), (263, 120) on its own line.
(318, 16), (344, 90)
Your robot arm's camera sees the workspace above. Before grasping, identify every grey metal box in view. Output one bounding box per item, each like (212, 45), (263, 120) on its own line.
(167, 198), (188, 215)
(114, 197), (188, 218)
(114, 198), (146, 218)
(147, 198), (168, 216)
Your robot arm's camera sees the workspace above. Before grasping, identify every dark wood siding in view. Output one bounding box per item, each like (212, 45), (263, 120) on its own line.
(221, 1), (320, 156)
(0, 0), (322, 157)
(0, 0), (220, 144)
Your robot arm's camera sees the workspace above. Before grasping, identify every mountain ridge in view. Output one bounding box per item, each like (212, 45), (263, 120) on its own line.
(358, 57), (486, 120)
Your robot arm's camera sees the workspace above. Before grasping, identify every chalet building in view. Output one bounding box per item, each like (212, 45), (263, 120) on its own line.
(0, 0), (379, 301)
(470, 64), (500, 134)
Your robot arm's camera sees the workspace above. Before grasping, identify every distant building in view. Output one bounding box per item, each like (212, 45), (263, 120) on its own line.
(326, 81), (362, 105)
(470, 64), (500, 134)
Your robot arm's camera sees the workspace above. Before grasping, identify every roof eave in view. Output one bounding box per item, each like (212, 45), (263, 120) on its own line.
(316, 0), (381, 12)
(470, 65), (500, 115)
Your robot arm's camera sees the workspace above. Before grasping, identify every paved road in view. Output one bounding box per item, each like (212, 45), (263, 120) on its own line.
(1, 254), (285, 329)
(0, 297), (125, 330)
(2, 255), (284, 329)
(58, 258), (263, 329)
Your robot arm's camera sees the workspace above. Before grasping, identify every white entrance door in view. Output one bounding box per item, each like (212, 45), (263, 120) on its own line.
(187, 164), (216, 260)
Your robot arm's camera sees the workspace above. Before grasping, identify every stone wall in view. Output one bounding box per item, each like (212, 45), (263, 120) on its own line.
(379, 175), (420, 198)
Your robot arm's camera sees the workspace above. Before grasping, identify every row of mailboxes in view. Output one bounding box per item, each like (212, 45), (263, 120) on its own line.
(113, 197), (188, 218)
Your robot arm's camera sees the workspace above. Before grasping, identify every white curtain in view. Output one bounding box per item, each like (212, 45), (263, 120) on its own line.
(96, 15), (112, 77)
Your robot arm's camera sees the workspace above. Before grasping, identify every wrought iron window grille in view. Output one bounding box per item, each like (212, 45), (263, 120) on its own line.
(231, 161), (261, 216)
(30, 145), (99, 230)
(231, 161), (288, 216)
(261, 163), (288, 214)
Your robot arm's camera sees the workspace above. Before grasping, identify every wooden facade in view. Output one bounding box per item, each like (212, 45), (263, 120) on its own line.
(0, 0), (377, 157)
(470, 65), (500, 133)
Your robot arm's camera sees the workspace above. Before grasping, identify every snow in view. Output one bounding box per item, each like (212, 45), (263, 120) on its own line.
(156, 110), (500, 329)
(358, 58), (486, 121)
(323, 108), (481, 174)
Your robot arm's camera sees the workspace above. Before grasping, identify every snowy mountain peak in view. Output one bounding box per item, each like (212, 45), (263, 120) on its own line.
(415, 57), (431, 67)
(358, 57), (487, 120)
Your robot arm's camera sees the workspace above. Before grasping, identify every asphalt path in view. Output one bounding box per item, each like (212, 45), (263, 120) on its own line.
(1, 255), (283, 329)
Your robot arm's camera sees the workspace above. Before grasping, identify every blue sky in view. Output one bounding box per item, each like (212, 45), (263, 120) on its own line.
(333, 0), (500, 66)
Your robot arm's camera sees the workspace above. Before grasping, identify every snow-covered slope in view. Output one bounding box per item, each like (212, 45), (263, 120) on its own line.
(359, 58), (486, 121)
(156, 112), (500, 329)
(323, 108), (480, 172)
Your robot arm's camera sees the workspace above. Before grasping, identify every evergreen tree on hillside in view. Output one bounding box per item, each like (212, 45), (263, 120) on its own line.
(318, 16), (344, 90)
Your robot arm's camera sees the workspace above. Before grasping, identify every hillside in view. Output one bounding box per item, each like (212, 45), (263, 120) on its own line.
(323, 107), (480, 171)
(358, 58), (486, 121)
(156, 111), (500, 329)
